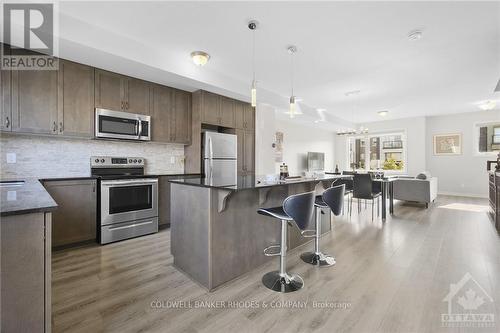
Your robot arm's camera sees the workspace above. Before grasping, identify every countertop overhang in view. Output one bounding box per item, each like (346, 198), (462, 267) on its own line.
(169, 175), (347, 191)
(0, 178), (58, 217)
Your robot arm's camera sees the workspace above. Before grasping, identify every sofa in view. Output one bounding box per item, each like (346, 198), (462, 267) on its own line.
(393, 172), (438, 208)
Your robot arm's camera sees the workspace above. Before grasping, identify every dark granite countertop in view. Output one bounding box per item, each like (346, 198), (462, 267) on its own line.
(1, 178), (58, 217)
(39, 173), (201, 182)
(2, 173), (201, 217)
(169, 175), (346, 191)
(170, 174), (398, 191)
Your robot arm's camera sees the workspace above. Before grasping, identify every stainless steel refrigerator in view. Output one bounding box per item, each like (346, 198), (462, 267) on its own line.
(202, 132), (237, 185)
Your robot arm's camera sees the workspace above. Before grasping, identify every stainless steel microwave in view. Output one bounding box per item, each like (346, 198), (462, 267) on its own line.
(95, 108), (151, 141)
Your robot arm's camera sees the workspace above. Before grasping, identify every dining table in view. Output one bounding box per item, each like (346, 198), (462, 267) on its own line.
(327, 173), (397, 221)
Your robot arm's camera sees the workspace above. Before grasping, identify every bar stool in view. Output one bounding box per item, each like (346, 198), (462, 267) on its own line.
(300, 184), (345, 267)
(257, 191), (316, 293)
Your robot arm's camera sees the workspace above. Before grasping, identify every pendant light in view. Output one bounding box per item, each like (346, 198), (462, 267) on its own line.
(286, 45), (299, 118)
(248, 20), (258, 108)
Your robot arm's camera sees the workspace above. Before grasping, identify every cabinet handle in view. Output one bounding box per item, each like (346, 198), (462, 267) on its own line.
(59, 122), (63, 133)
(126, 101), (129, 109)
(5, 116), (10, 128)
(52, 121), (57, 133)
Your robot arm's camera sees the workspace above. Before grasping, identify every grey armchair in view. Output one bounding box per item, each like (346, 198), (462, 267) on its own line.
(393, 174), (438, 208)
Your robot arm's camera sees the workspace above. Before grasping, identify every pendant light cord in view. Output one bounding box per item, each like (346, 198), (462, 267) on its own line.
(290, 51), (294, 96)
(252, 29), (256, 82)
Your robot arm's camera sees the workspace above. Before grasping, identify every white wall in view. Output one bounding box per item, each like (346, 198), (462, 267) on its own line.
(256, 105), (337, 177)
(258, 106), (499, 198)
(425, 110), (500, 198)
(275, 119), (336, 176)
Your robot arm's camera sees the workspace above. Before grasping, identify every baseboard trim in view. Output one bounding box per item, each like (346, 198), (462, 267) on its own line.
(438, 191), (488, 199)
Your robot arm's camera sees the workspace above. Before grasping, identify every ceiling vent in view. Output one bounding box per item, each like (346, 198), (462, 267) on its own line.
(495, 79), (500, 92)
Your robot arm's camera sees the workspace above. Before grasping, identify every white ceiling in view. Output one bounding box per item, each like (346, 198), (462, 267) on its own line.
(54, 1), (500, 125)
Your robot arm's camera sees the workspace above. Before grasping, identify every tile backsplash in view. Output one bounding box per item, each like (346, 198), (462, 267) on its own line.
(0, 134), (185, 179)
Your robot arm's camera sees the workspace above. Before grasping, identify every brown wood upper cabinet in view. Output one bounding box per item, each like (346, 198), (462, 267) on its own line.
(95, 69), (151, 114)
(200, 91), (235, 128)
(151, 85), (191, 144)
(200, 90), (220, 125)
(44, 179), (97, 248)
(10, 68), (58, 134)
(151, 84), (174, 142)
(57, 60), (94, 137)
(125, 77), (151, 115)
(172, 89), (191, 144)
(244, 104), (255, 130)
(0, 68), (11, 131)
(234, 101), (255, 130)
(219, 96), (235, 128)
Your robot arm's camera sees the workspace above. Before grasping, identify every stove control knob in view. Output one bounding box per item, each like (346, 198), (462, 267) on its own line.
(129, 159), (133, 163)
(138, 159), (142, 163)
(134, 159), (138, 163)
(94, 159), (99, 163)
(101, 159), (105, 163)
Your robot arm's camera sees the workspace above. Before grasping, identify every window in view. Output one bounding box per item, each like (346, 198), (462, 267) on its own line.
(475, 121), (500, 154)
(348, 132), (406, 173)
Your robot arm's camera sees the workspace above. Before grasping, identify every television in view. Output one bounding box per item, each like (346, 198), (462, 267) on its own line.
(307, 152), (325, 171)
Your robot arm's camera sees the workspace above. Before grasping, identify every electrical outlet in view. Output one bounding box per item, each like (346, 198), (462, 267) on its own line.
(170, 156), (176, 164)
(7, 191), (16, 201)
(6, 153), (16, 164)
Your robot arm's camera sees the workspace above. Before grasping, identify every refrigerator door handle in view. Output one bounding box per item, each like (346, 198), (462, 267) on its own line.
(208, 136), (214, 179)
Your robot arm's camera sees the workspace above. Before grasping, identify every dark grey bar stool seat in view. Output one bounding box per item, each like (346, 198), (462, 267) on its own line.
(258, 191), (316, 293)
(300, 184), (345, 267)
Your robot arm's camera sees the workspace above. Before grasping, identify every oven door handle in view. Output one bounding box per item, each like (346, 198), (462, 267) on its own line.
(108, 220), (154, 231)
(101, 179), (158, 186)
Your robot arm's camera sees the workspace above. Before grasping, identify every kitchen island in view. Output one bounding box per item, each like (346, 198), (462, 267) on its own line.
(169, 175), (342, 290)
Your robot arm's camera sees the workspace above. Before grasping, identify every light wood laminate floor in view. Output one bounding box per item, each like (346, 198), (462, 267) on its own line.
(52, 195), (500, 333)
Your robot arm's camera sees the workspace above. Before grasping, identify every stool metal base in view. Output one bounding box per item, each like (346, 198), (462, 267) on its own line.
(300, 252), (336, 267)
(262, 271), (304, 293)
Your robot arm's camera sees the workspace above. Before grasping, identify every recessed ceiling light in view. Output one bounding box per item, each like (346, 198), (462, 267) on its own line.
(408, 29), (423, 41)
(378, 110), (389, 116)
(345, 90), (361, 97)
(478, 100), (496, 111)
(190, 51), (210, 66)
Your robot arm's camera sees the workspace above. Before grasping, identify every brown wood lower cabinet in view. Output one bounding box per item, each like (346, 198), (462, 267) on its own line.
(158, 176), (173, 227)
(1, 212), (52, 332)
(43, 179), (97, 247)
(158, 175), (200, 227)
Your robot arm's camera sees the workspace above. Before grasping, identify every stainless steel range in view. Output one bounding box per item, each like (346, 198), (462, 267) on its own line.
(91, 156), (158, 244)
